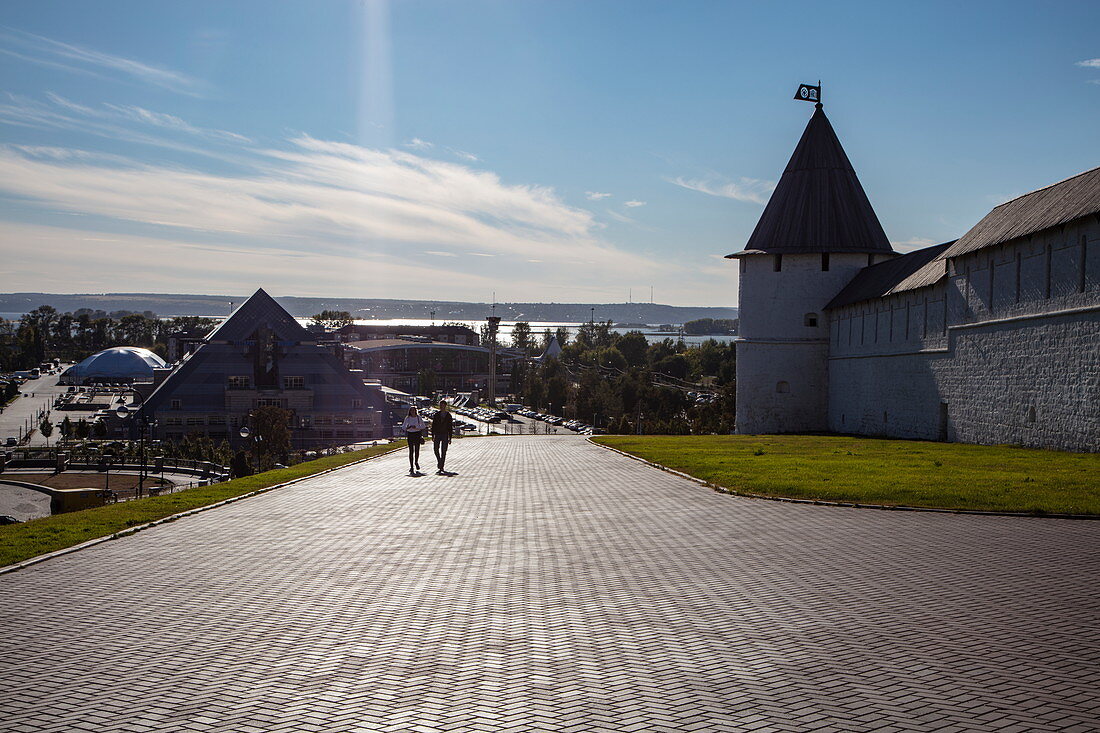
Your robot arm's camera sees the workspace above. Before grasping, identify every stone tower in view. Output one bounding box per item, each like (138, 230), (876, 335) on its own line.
(728, 103), (895, 434)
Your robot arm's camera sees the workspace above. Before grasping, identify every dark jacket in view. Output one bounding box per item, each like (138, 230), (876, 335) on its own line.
(431, 411), (453, 440)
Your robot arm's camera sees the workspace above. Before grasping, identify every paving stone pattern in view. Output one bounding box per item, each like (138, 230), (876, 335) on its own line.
(2, 436), (1098, 732)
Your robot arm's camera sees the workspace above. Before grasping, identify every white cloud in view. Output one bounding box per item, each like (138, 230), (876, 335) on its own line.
(624, 200), (645, 208)
(0, 93), (251, 159)
(605, 210), (636, 225)
(404, 138), (433, 150)
(668, 175), (776, 204)
(586, 191), (612, 200)
(891, 237), (938, 252)
(0, 28), (206, 96)
(450, 149), (478, 162)
(1075, 58), (1100, 68)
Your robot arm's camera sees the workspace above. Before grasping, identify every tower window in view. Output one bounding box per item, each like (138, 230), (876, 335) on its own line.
(804, 313), (818, 327)
(821, 253), (830, 271)
(775, 381), (790, 394)
(773, 254), (783, 272)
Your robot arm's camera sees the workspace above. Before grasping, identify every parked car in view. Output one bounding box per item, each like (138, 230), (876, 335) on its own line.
(4, 437), (16, 446)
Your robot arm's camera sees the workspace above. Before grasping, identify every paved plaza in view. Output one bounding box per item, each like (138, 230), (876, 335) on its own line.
(1, 436), (1097, 732)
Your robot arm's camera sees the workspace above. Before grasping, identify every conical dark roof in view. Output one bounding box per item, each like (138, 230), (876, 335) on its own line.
(730, 106), (893, 256)
(205, 288), (310, 343)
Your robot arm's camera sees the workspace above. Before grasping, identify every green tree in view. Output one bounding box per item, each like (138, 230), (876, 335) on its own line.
(75, 419), (91, 441)
(60, 415), (73, 439)
(309, 310), (354, 330)
(617, 331), (649, 368)
(511, 321), (534, 353)
(417, 368), (437, 396)
(250, 405), (293, 468)
(94, 420), (108, 439)
(39, 417), (54, 447)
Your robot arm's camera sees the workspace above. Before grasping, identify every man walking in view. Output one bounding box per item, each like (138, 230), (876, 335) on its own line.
(431, 400), (454, 474)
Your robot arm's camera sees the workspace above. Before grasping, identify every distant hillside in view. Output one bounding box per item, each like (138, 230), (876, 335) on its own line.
(0, 292), (736, 325)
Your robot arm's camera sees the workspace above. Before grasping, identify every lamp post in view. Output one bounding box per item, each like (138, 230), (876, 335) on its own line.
(239, 425), (262, 474)
(115, 388), (154, 499)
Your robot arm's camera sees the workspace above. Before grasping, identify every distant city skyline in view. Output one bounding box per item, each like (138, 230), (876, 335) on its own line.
(0, 0), (1097, 305)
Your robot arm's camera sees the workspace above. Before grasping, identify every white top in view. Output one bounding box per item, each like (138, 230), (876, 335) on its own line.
(401, 415), (428, 433)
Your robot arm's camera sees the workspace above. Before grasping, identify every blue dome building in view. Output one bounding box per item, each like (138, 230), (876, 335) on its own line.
(62, 347), (167, 385)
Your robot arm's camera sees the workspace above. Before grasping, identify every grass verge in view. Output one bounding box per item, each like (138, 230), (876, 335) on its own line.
(0, 442), (402, 567)
(594, 434), (1100, 515)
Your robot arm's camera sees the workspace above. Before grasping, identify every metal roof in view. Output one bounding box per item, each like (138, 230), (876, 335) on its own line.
(942, 166), (1100, 259)
(728, 106), (893, 257)
(826, 241), (954, 310)
(346, 339), (489, 353)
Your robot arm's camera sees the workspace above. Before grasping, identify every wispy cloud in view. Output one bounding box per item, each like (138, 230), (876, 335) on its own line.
(0, 93), (250, 157)
(0, 132), (673, 289)
(404, 137), (433, 150)
(449, 148), (478, 162)
(0, 28), (206, 96)
(891, 237), (938, 252)
(586, 191), (612, 200)
(605, 210), (636, 225)
(668, 175), (775, 204)
(1075, 58), (1100, 68)
(624, 200), (645, 208)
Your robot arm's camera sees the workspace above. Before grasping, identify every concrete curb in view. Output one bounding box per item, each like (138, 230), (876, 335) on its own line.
(0, 446), (402, 576)
(588, 438), (1099, 521)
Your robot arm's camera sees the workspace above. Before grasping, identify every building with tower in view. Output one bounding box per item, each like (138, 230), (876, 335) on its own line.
(729, 101), (1099, 451)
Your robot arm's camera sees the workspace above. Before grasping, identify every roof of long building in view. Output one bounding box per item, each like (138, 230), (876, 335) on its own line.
(942, 166), (1100, 259)
(825, 241), (954, 310)
(728, 105), (893, 257)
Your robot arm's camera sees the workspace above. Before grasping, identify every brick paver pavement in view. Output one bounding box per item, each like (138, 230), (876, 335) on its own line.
(2, 436), (1098, 732)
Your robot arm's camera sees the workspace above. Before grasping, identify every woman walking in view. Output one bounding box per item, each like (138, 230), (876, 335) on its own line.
(401, 406), (427, 475)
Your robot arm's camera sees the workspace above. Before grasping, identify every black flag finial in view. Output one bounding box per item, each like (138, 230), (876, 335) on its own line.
(794, 82), (821, 106)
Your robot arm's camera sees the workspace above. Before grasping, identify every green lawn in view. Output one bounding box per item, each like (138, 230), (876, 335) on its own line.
(594, 435), (1100, 515)
(0, 442), (402, 568)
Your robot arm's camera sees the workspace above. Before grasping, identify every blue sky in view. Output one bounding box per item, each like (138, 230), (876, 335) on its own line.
(0, 0), (1097, 305)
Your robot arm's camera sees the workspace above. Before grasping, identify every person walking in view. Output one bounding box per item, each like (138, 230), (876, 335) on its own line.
(401, 406), (427, 475)
(431, 400), (454, 474)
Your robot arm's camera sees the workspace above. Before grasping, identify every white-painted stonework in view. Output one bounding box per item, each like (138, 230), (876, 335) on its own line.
(730, 105), (1097, 451)
(738, 195), (1099, 452)
(824, 219), (1099, 452)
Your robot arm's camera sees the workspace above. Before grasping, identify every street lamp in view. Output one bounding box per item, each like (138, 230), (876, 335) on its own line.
(239, 425), (262, 473)
(115, 388), (154, 498)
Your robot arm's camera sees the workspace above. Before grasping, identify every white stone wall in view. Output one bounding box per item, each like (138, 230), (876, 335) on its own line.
(736, 252), (884, 433)
(827, 217), (1100, 452)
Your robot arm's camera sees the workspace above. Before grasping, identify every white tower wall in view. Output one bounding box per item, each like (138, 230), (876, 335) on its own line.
(735, 252), (875, 433)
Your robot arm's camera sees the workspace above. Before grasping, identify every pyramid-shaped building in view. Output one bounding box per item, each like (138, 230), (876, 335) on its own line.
(144, 289), (394, 449)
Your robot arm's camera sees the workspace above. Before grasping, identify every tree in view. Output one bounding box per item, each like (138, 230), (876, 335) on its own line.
(310, 310), (354, 330)
(511, 321), (534, 354)
(250, 405), (293, 468)
(60, 415), (73, 440)
(75, 419), (91, 441)
(554, 326), (570, 347)
(39, 418), (53, 447)
(230, 450), (253, 478)
(94, 420), (108, 439)
(617, 331), (649, 368)
(417, 368), (437, 396)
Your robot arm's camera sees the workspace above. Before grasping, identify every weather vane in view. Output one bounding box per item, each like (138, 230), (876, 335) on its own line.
(794, 81), (822, 106)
